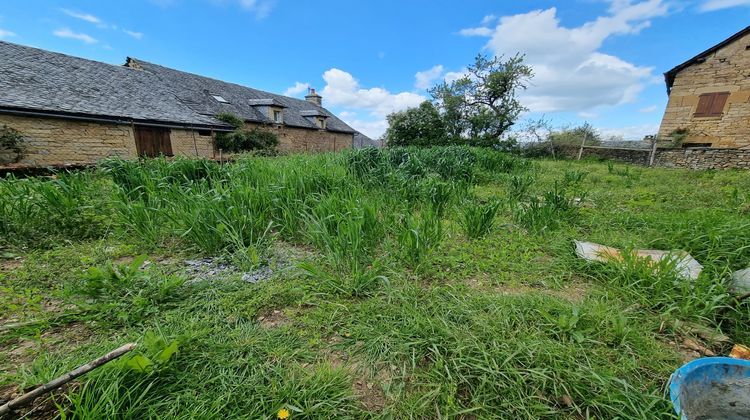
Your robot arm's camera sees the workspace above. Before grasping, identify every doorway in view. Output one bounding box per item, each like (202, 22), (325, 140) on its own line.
(134, 126), (173, 157)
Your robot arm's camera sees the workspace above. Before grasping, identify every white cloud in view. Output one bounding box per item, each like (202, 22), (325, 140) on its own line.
(599, 123), (660, 140)
(319, 68), (426, 138)
(283, 81), (310, 97)
(459, 1), (668, 113)
(458, 27), (494, 37)
(238, 0), (276, 18)
(321, 68), (426, 118)
(639, 105), (659, 113)
(61, 9), (103, 26)
(346, 119), (389, 140)
(700, 0), (750, 11)
(53, 28), (98, 44)
(414, 65), (444, 90)
(124, 29), (144, 39)
(481, 14), (497, 25)
(0, 28), (15, 39)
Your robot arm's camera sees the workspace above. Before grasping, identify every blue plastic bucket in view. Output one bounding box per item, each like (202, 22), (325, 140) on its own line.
(669, 357), (750, 419)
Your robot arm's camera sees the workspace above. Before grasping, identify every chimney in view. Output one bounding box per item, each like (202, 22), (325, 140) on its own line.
(305, 88), (322, 106)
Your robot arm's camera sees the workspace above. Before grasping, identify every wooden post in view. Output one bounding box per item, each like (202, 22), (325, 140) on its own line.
(648, 136), (658, 167)
(0, 343), (136, 416)
(191, 129), (200, 157)
(577, 132), (589, 160)
(219, 149), (223, 165)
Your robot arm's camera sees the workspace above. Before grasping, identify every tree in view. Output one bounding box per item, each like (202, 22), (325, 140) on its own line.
(430, 54), (532, 147)
(548, 123), (601, 146)
(385, 101), (448, 147)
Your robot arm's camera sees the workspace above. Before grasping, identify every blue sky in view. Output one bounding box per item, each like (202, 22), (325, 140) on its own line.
(0, 0), (749, 139)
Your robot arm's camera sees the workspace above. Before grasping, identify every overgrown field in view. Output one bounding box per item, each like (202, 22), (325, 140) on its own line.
(1, 147), (749, 418)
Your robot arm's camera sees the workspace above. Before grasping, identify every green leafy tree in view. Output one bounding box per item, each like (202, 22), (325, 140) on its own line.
(548, 123), (602, 146)
(431, 54), (532, 148)
(385, 101), (448, 147)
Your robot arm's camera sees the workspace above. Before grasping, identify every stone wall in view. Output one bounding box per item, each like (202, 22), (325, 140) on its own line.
(557, 145), (651, 165)
(0, 113), (352, 167)
(244, 122), (353, 153)
(556, 144), (750, 170)
(657, 31), (750, 149)
(0, 114), (215, 166)
(171, 129), (215, 158)
(654, 148), (750, 169)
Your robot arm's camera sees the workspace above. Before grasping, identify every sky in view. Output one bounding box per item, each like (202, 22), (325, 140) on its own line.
(1, 1), (749, 140)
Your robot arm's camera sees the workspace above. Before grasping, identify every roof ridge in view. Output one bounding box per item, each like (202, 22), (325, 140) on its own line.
(664, 25), (750, 94)
(0, 40), (139, 73)
(128, 56), (329, 110)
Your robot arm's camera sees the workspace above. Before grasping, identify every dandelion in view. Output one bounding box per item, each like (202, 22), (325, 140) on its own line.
(277, 408), (290, 419)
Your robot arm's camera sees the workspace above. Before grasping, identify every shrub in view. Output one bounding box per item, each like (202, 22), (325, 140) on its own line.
(0, 125), (25, 163)
(214, 113), (279, 153)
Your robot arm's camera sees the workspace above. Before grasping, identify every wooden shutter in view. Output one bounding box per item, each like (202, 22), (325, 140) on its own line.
(694, 94), (714, 117)
(694, 92), (730, 118)
(709, 92), (729, 117)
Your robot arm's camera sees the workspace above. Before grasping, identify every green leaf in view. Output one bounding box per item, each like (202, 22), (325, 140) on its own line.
(156, 340), (180, 364)
(126, 354), (154, 373)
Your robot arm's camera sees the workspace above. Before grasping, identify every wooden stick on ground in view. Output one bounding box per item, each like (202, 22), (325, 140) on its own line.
(0, 343), (136, 417)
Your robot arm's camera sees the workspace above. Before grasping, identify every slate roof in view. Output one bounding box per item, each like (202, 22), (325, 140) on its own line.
(127, 58), (355, 133)
(0, 41), (226, 128)
(664, 25), (750, 94)
(0, 41), (356, 134)
(353, 132), (381, 149)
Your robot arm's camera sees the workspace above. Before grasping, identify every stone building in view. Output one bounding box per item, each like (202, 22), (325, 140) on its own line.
(657, 26), (750, 149)
(0, 41), (354, 166)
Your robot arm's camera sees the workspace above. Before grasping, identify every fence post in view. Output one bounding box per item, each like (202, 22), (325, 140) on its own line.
(577, 132), (588, 161)
(648, 137), (658, 167)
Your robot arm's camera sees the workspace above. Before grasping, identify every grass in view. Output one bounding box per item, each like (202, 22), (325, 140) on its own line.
(1, 148), (749, 418)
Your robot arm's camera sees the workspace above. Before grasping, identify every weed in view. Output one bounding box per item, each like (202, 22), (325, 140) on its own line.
(460, 199), (501, 239)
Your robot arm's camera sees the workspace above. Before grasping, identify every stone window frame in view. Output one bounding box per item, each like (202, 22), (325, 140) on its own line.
(317, 117), (326, 129)
(271, 107), (284, 124)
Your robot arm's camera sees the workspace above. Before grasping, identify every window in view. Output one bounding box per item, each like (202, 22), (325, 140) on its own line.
(212, 95), (229, 104)
(197, 129), (211, 137)
(682, 142), (712, 148)
(317, 117), (326, 129)
(694, 92), (730, 118)
(273, 110), (283, 123)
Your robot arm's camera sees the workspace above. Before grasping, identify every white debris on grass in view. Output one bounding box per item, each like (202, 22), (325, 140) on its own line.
(574, 241), (703, 281)
(731, 268), (750, 294)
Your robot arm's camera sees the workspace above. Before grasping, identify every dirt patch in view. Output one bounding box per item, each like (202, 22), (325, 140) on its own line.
(0, 382), (80, 419)
(662, 336), (717, 363)
(0, 322), (94, 376)
(485, 280), (590, 303)
(256, 309), (291, 329)
(112, 255), (135, 266)
(0, 257), (23, 272)
(319, 340), (391, 412)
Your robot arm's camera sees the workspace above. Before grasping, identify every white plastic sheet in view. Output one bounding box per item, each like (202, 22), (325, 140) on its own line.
(574, 241), (703, 281)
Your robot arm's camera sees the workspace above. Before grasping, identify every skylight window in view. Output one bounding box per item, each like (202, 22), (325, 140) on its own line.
(212, 95), (229, 104)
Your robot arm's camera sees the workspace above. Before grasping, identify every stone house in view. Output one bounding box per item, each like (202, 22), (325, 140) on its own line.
(0, 41), (354, 166)
(657, 26), (750, 149)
